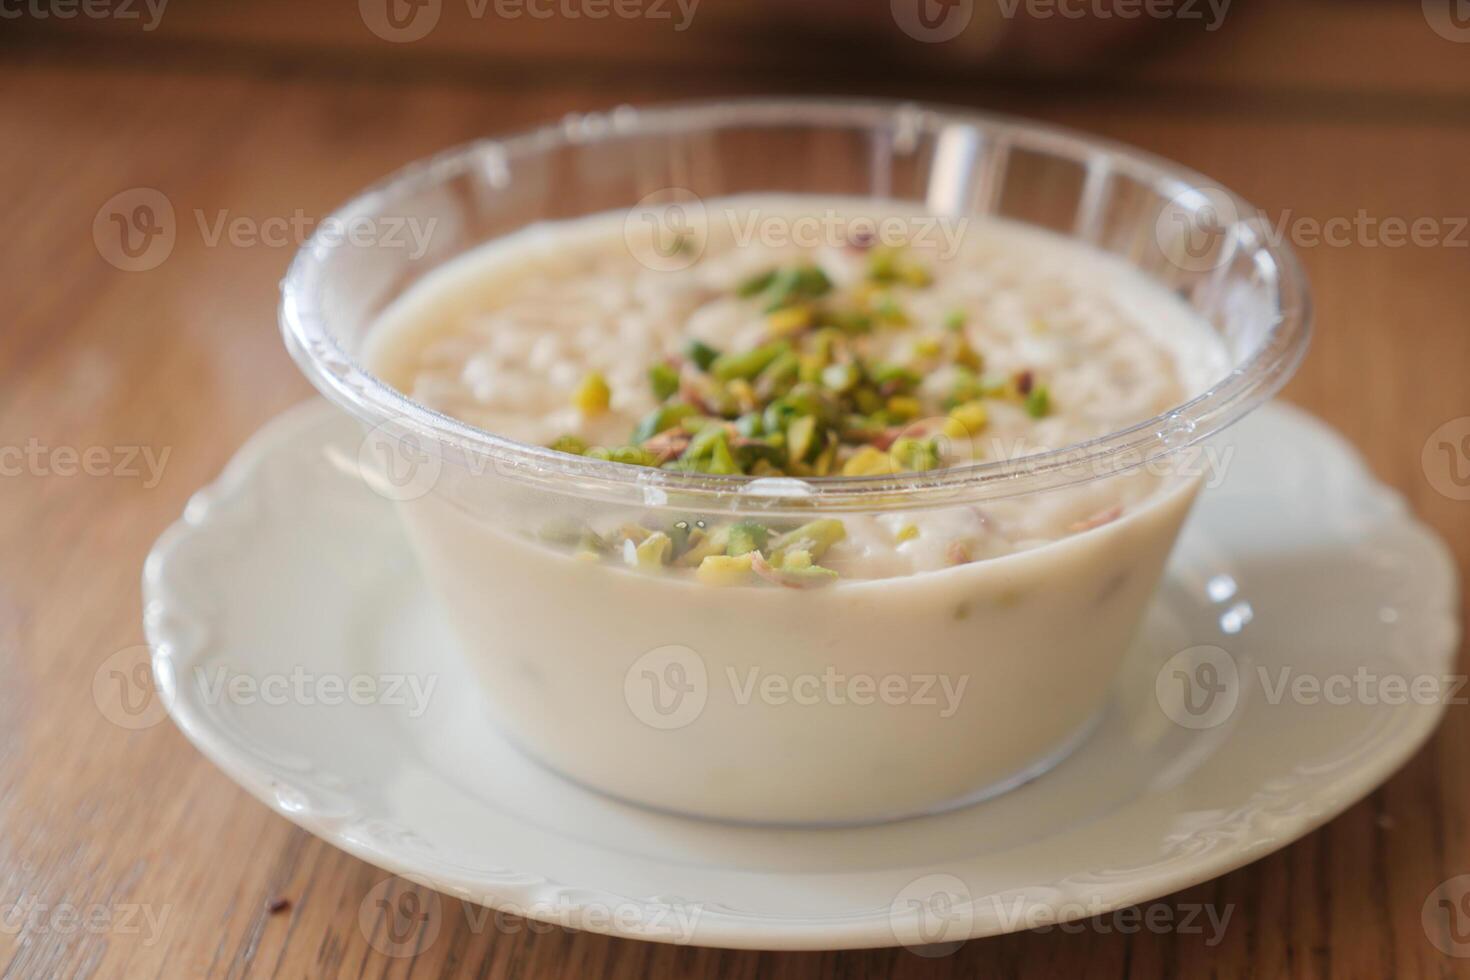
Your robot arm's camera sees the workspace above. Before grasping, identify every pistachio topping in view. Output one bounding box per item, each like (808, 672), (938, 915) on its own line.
(545, 247), (1057, 478)
(573, 372), (611, 415)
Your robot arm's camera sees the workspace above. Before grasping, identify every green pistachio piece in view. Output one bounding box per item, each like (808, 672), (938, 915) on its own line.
(677, 525), (731, 567)
(761, 264), (832, 312)
(736, 268), (777, 297)
(725, 521), (770, 557)
(892, 437), (942, 471)
(786, 413), (817, 463)
(734, 412), (764, 438)
(866, 249), (900, 283)
(819, 309), (872, 335)
(755, 349), (800, 397)
(706, 434), (740, 475)
(632, 403), (696, 445)
(751, 549), (839, 588)
(548, 434), (589, 455)
(710, 341), (789, 382)
(696, 553), (754, 586)
(685, 339), (721, 372)
(573, 372), (611, 414)
(588, 446), (655, 467)
(648, 362), (680, 401)
(770, 519), (846, 560)
(683, 423), (731, 459)
(630, 531), (672, 569)
(944, 310), (967, 332)
(869, 362), (921, 391)
(1026, 384), (1052, 419)
(874, 295), (908, 325)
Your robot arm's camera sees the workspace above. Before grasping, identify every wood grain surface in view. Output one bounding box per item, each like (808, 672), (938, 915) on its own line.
(3, 4), (1469, 976)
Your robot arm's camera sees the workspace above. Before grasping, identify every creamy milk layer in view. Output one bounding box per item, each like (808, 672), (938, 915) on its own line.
(366, 197), (1227, 581)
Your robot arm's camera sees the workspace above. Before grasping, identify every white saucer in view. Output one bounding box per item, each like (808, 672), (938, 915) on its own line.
(145, 400), (1459, 950)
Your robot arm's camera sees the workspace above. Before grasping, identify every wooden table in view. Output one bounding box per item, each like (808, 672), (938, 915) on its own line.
(4, 3), (1468, 976)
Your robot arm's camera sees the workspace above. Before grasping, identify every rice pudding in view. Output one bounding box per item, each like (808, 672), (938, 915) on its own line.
(361, 196), (1229, 823)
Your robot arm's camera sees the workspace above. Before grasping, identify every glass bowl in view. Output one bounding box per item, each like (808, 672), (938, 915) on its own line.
(281, 98), (1310, 826)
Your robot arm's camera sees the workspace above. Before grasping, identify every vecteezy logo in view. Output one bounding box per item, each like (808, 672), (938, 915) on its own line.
(1155, 644), (1241, 730)
(1153, 185), (1240, 273)
(1424, 0), (1470, 41)
(357, 419), (444, 502)
(623, 188), (707, 273)
(888, 873), (972, 955)
(93, 188), (176, 272)
(623, 645), (708, 730)
(360, 874), (443, 957)
(890, 0), (974, 42)
(1423, 417), (1470, 501)
(360, 0), (442, 42)
(93, 644), (170, 730)
(1424, 875), (1470, 956)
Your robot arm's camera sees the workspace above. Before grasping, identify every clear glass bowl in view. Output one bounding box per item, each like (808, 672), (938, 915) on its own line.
(281, 98), (1310, 826)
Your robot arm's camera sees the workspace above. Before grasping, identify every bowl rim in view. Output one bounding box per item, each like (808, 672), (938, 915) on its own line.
(279, 95), (1312, 512)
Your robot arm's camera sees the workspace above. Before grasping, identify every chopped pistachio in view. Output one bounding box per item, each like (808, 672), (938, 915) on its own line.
(572, 372), (611, 415)
(767, 306), (813, 337)
(549, 434), (589, 455)
(648, 362), (680, 401)
(954, 338), (984, 372)
(736, 268), (777, 297)
(810, 439), (838, 476)
(944, 310), (967, 332)
(685, 338), (721, 371)
(676, 525), (730, 567)
(886, 395), (921, 422)
(869, 362), (920, 391)
(895, 524), (920, 543)
(867, 247), (931, 289)
(696, 553), (754, 586)
(710, 341), (788, 382)
(786, 413), (817, 463)
(752, 549), (839, 588)
(598, 446), (658, 467)
(1025, 384), (1052, 419)
(770, 519), (846, 560)
(727, 378), (759, 414)
(945, 400), (989, 439)
(706, 434), (740, 475)
(725, 521), (770, 556)
(734, 412), (764, 438)
(892, 437), (942, 471)
(874, 295), (908, 326)
(756, 348), (800, 392)
(842, 445), (900, 476)
(912, 336), (943, 358)
(760, 264), (832, 311)
(852, 386), (882, 414)
(866, 248), (899, 283)
(821, 308), (873, 335)
(632, 532), (672, 569)
(632, 402), (696, 444)
(611, 523), (653, 547)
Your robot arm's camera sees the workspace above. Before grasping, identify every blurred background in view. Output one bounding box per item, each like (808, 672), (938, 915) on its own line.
(4, 2), (1469, 977)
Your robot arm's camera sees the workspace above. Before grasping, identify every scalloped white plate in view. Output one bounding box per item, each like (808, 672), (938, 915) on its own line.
(145, 400), (1459, 950)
